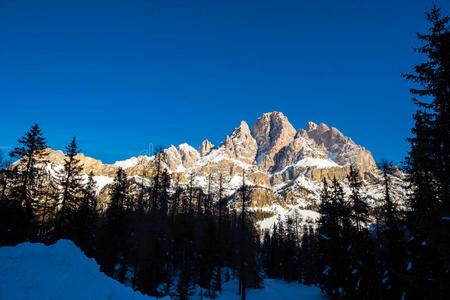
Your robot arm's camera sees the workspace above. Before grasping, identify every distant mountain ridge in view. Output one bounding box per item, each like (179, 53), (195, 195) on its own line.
(39, 112), (404, 229)
(113, 111), (377, 181)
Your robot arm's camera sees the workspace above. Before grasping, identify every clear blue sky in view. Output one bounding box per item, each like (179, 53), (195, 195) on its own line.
(1, 0), (449, 164)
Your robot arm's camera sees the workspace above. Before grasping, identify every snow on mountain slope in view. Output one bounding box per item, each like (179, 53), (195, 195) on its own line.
(0, 240), (163, 300)
(92, 175), (115, 194)
(294, 157), (339, 169)
(257, 207), (321, 231)
(114, 156), (141, 168)
(0, 240), (325, 300)
(113, 155), (152, 169)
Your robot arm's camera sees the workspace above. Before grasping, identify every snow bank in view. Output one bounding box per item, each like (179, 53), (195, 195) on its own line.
(0, 240), (162, 300)
(0, 240), (324, 300)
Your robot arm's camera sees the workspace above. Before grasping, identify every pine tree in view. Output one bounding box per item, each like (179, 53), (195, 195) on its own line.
(74, 172), (98, 255)
(205, 174), (213, 216)
(299, 225), (319, 285)
(213, 173), (225, 293)
(378, 160), (407, 298)
(159, 170), (170, 216)
(177, 240), (195, 300)
(267, 220), (283, 278)
(99, 168), (129, 280)
(347, 166), (369, 231)
(283, 216), (298, 282)
(346, 166), (377, 298)
(402, 5), (450, 298)
(55, 136), (84, 238)
(236, 171), (261, 300)
(36, 172), (58, 241)
(183, 173), (195, 215)
(196, 187), (204, 216)
(150, 147), (163, 212)
(171, 182), (183, 220)
(403, 5), (449, 209)
(136, 163), (149, 212)
(318, 178), (354, 298)
(9, 124), (47, 227)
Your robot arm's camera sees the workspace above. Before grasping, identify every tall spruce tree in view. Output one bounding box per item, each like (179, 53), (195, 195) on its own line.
(379, 160), (406, 298)
(318, 178), (355, 298)
(150, 147), (163, 212)
(347, 166), (369, 231)
(99, 168), (129, 280)
(55, 136), (84, 238)
(36, 172), (58, 241)
(159, 170), (171, 215)
(74, 171), (98, 255)
(236, 171), (261, 300)
(318, 178), (340, 297)
(9, 124), (47, 226)
(347, 166), (377, 298)
(402, 5), (450, 298)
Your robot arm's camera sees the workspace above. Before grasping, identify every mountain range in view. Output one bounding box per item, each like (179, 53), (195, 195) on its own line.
(41, 112), (405, 229)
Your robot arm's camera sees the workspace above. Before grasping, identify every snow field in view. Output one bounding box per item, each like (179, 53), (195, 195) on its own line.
(0, 240), (325, 300)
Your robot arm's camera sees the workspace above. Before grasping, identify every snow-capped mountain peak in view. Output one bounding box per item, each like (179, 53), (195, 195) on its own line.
(34, 112), (399, 231)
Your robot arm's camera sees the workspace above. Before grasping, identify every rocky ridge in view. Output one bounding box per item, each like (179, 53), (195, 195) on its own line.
(36, 112), (404, 229)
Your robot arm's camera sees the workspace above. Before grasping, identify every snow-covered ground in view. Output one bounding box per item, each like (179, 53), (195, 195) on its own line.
(0, 240), (161, 300)
(0, 240), (325, 299)
(218, 278), (325, 300)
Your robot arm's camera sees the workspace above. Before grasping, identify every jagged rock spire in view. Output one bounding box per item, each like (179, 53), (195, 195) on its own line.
(198, 139), (215, 157)
(252, 112), (297, 169)
(223, 121), (257, 164)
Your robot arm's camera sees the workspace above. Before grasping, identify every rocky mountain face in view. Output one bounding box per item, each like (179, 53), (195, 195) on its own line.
(253, 112), (297, 170)
(147, 111), (377, 183)
(37, 112), (404, 229)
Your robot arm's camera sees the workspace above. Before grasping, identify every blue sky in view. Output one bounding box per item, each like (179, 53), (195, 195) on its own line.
(1, 0), (449, 164)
